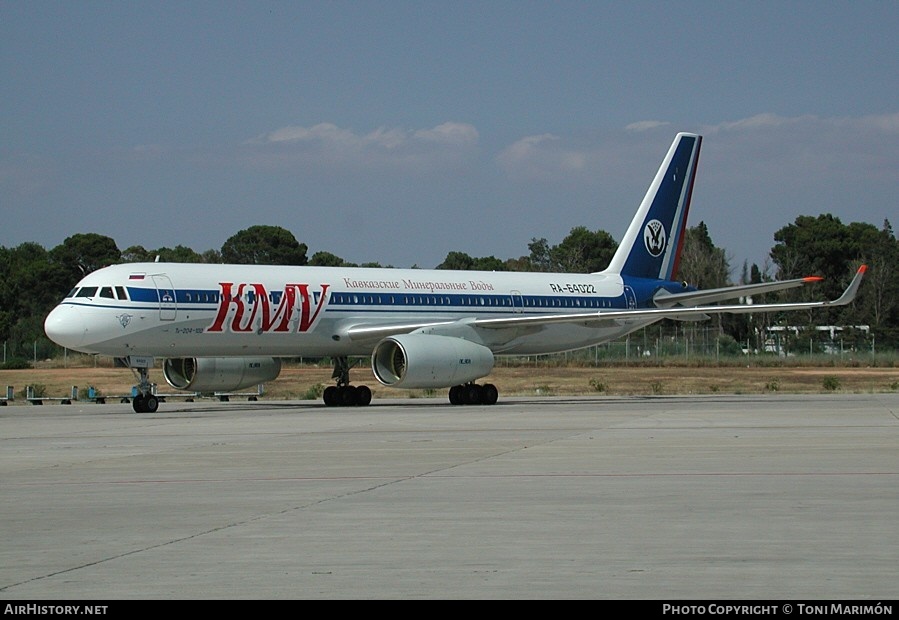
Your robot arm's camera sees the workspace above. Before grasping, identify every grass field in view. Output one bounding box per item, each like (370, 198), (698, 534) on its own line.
(2, 358), (897, 403)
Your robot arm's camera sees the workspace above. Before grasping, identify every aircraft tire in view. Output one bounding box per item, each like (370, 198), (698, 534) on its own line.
(355, 385), (372, 406)
(466, 384), (484, 405)
(132, 394), (144, 413)
(144, 395), (159, 413)
(482, 383), (498, 405)
(323, 386), (338, 406)
(338, 385), (357, 407)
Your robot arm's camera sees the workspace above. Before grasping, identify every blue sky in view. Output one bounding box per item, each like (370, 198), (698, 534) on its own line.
(2, 1), (897, 274)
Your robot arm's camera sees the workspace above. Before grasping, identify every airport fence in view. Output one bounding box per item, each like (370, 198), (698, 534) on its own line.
(8, 322), (898, 372)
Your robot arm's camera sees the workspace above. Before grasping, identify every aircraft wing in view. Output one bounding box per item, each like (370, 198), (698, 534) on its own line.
(344, 266), (866, 340)
(471, 265), (866, 330)
(345, 319), (461, 342)
(652, 276), (824, 307)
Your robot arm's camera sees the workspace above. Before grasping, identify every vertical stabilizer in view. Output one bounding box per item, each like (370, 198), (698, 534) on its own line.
(601, 133), (702, 281)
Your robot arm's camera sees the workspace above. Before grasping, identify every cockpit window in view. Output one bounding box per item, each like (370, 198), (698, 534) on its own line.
(99, 287), (115, 299)
(67, 288), (80, 298)
(76, 287), (98, 298)
(115, 286), (128, 300)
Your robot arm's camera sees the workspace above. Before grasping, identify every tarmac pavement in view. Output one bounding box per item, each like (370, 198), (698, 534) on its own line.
(1, 393), (897, 599)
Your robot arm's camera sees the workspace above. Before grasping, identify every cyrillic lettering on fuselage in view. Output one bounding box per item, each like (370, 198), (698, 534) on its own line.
(207, 283), (330, 334)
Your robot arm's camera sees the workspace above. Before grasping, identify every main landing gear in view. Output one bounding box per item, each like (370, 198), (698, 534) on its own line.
(323, 356), (372, 407)
(322, 357), (499, 407)
(449, 383), (498, 406)
(131, 367), (159, 413)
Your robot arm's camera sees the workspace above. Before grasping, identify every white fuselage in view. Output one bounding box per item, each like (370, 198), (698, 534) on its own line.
(44, 262), (652, 359)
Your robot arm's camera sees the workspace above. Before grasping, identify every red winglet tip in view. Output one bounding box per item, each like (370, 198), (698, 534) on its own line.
(858, 265), (868, 274)
(803, 276), (824, 282)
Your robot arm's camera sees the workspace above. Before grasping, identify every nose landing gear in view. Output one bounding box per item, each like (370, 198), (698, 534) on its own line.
(127, 363), (159, 413)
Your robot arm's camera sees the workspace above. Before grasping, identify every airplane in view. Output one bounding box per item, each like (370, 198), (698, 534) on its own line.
(44, 132), (866, 413)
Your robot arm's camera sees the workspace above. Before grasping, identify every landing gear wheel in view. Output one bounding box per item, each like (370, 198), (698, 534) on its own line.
(449, 383), (499, 405)
(144, 395), (159, 413)
(129, 365), (158, 413)
(322, 356), (372, 407)
(355, 385), (372, 406)
(131, 393), (159, 413)
(482, 383), (498, 405)
(338, 385), (358, 407)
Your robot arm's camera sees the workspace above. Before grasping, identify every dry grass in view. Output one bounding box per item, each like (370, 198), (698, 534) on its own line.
(2, 361), (897, 403)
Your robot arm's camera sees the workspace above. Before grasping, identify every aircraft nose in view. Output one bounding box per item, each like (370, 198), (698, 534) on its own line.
(44, 304), (87, 350)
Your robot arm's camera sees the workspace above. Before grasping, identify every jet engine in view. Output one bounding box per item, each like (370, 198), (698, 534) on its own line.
(371, 334), (494, 389)
(162, 357), (282, 392)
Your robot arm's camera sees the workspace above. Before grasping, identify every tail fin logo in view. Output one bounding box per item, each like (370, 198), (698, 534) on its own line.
(644, 219), (667, 257)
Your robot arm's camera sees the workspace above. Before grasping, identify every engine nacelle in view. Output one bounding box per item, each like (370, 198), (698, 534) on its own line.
(372, 334), (494, 389)
(162, 357), (282, 392)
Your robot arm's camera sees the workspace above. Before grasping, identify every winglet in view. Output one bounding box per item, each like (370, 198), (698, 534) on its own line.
(830, 265), (867, 306)
(802, 276), (824, 283)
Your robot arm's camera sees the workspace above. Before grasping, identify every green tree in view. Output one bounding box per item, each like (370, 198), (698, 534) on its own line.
(679, 222), (730, 289)
(437, 251), (476, 271)
(220, 225), (308, 265)
(855, 220), (899, 343)
(770, 214), (853, 301)
(470, 256), (507, 271)
(310, 251), (357, 267)
(769, 213), (899, 344)
(552, 226), (618, 273)
(436, 252), (506, 271)
(49, 233), (121, 280)
(154, 245), (206, 263)
(525, 238), (552, 272)
(0, 243), (71, 358)
(200, 249), (222, 264)
(521, 227), (618, 273)
(120, 245), (152, 263)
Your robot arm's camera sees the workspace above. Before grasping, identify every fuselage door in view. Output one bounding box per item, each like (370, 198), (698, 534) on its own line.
(623, 285), (637, 309)
(152, 275), (177, 321)
(510, 290), (524, 313)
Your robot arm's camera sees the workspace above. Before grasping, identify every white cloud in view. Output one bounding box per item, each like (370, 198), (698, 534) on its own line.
(704, 113), (799, 132)
(703, 111), (899, 135)
(844, 112), (899, 133)
(496, 134), (594, 181)
(243, 121), (479, 171)
(625, 120), (671, 132)
(496, 112), (899, 185)
(413, 122), (479, 146)
(263, 123), (341, 143)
